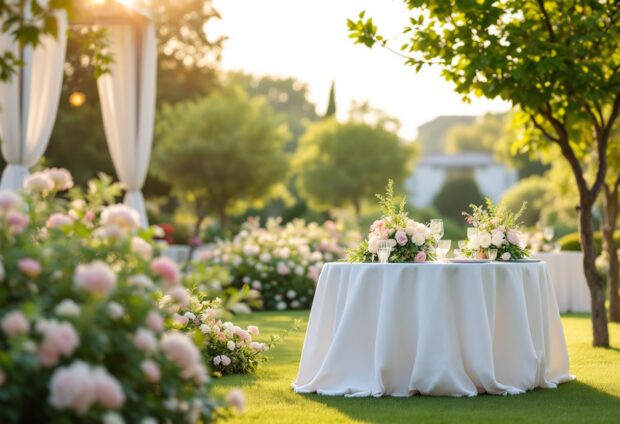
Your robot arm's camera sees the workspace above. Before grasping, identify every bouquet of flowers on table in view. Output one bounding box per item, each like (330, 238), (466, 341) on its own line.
(346, 180), (438, 263)
(461, 198), (529, 261)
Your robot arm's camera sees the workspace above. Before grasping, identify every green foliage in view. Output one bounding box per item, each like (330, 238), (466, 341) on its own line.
(415, 115), (476, 154)
(295, 118), (415, 216)
(433, 176), (485, 223)
(559, 231), (620, 253)
(501, 176), (549, 227)
(444, 113), (504, 154)
(0, 171), (218, 423)
(324, 80), (337, 118)
(152, 85), (290, 226)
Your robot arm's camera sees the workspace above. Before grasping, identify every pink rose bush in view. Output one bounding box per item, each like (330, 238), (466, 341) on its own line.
(174, 298), (272, 376)
(462, 198), (529, 261)
(0, 170), (236, 423)
(347, 180), (437, 263)
(198, 217), (356, 310)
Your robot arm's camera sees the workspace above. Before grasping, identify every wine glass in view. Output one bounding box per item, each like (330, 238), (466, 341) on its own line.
(437, 240), (451, 262)
(377, 240), (392, 264)
(456, 240), (467, 258)
(430, 219), (444, 241)
(467, 227), (478, 241)
(543, 226), (554, 242)
(488, 248), (498, 261)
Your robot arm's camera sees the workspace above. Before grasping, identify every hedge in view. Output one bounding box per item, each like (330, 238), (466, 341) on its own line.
(559, 230), (620, 253)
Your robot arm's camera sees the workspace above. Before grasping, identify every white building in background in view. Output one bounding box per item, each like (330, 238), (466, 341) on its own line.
(406, 152), (518, 208)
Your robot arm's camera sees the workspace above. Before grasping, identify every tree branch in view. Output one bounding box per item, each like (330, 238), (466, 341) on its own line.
(528, 113), (559, 142)
(536, 0), (557, 41)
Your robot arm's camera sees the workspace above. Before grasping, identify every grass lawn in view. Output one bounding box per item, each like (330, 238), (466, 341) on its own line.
(213, 311), (620, 423)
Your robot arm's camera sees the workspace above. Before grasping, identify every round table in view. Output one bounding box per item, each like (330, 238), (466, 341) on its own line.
(530, 252), (590, 313)
(293, 262), (574, 398)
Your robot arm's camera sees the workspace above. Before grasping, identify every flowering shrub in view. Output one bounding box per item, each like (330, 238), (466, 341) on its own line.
(462, 198), (529, 261)
(347, 180), (438, 263)
(172, 298), (272, 376)
(0, 169), (222, 423)
(198, 217), (355, 310)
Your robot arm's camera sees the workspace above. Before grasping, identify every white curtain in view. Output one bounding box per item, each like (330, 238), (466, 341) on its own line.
(0, 9), (68, 190)
(97, 23), (156, 227)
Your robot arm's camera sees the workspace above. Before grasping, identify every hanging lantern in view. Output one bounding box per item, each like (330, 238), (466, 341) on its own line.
(69, 91), (86, 107)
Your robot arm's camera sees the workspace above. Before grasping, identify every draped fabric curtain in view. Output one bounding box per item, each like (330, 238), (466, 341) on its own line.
(0, 8), (68, 190)
(97, 22), (156, 227)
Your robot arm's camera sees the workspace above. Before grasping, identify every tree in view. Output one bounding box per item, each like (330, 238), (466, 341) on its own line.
(324, 80), (337, 118)
(294, 118), (415, 219)
(151, 86), (290, 237)
(602, 136), (620, 322)
(433, 176), (485, 223)
(227, 72), (319, 151)
(349, 0), (620, 347)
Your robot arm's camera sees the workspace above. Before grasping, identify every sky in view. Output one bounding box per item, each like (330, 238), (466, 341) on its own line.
(209, 0), (510, 140)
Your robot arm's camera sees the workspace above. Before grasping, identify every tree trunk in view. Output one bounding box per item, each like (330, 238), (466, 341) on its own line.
(579, 202), (610, 347)
(603, 183), (620, 322)
(185, 199), (207, 271)
(353, 198), (361, 223)
(218, 206), (228, 232)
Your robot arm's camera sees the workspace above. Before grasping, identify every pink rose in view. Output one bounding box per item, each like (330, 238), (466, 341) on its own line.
(395, 230), (408, 246)
(167, 287), (190, 307)
(24, 172), (54, 193)
(133, 327), (157, 352)
(226, 389), (245, 413)
(220, 354), (231, 366)
(44, 168), (74, 191)
(235, 328), (251, 341)
(74, 261), (117, 297)
(414, 251), (427, 263)
(370, 219), (385, 232)
(84, 210), (95, 222)
(150, 257), (180, 285)
(49, 361), (96, 414)
(160, 332), (201, 378)
(18, 258), (42, 278)
(6, 210), (28, 233)
(250, 342), (268, 352)
(36, 320), (80, 367)
(146, 311), (164, 333)
(46, 213), (73, 229)
(0, 190), (21, 212)
(100, 204), (140, 233)
(131, 237), (153, 260)
(276, 262), (290, 275)
(507, 229), (520, 245)
(140, 360), (161, 383)
(93, 368), (125, 409)
(247, 325), (259, 337)
(1, 310), (29, 337)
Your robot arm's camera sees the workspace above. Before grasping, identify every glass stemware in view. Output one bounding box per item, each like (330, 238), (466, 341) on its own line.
(543, 226), (554, 242)
(437, 239), (451, 262)
(488, 248), (498, 261)
(377, 240), (392, 264)
(430, 219), (444, 241)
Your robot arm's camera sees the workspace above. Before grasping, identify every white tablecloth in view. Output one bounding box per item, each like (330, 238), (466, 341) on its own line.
(293, 262), (574, 398)
(531, 252), (590, 313)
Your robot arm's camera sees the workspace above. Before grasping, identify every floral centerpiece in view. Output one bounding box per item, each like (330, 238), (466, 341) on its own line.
(198, 217), (356, 311)
(347, 180), (437, 263)
(0, 169), (245, 423)
(462, 199), (529, 261)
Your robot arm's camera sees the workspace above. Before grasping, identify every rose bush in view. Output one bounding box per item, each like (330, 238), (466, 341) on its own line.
(198, 217), (356, 310)
(0, 169), (235, 423)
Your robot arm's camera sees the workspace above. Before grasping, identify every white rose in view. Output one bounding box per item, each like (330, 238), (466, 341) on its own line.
(368, 236), (379, 254)
(54, 299), (80, 317)
(478, 232), (492, 249)
(491, 231), (505, 247)
(412, 233), (425, 246)
(227, 340), (236, 351)
(468, 236), (480, 251)
(501, 252), (511, 261)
